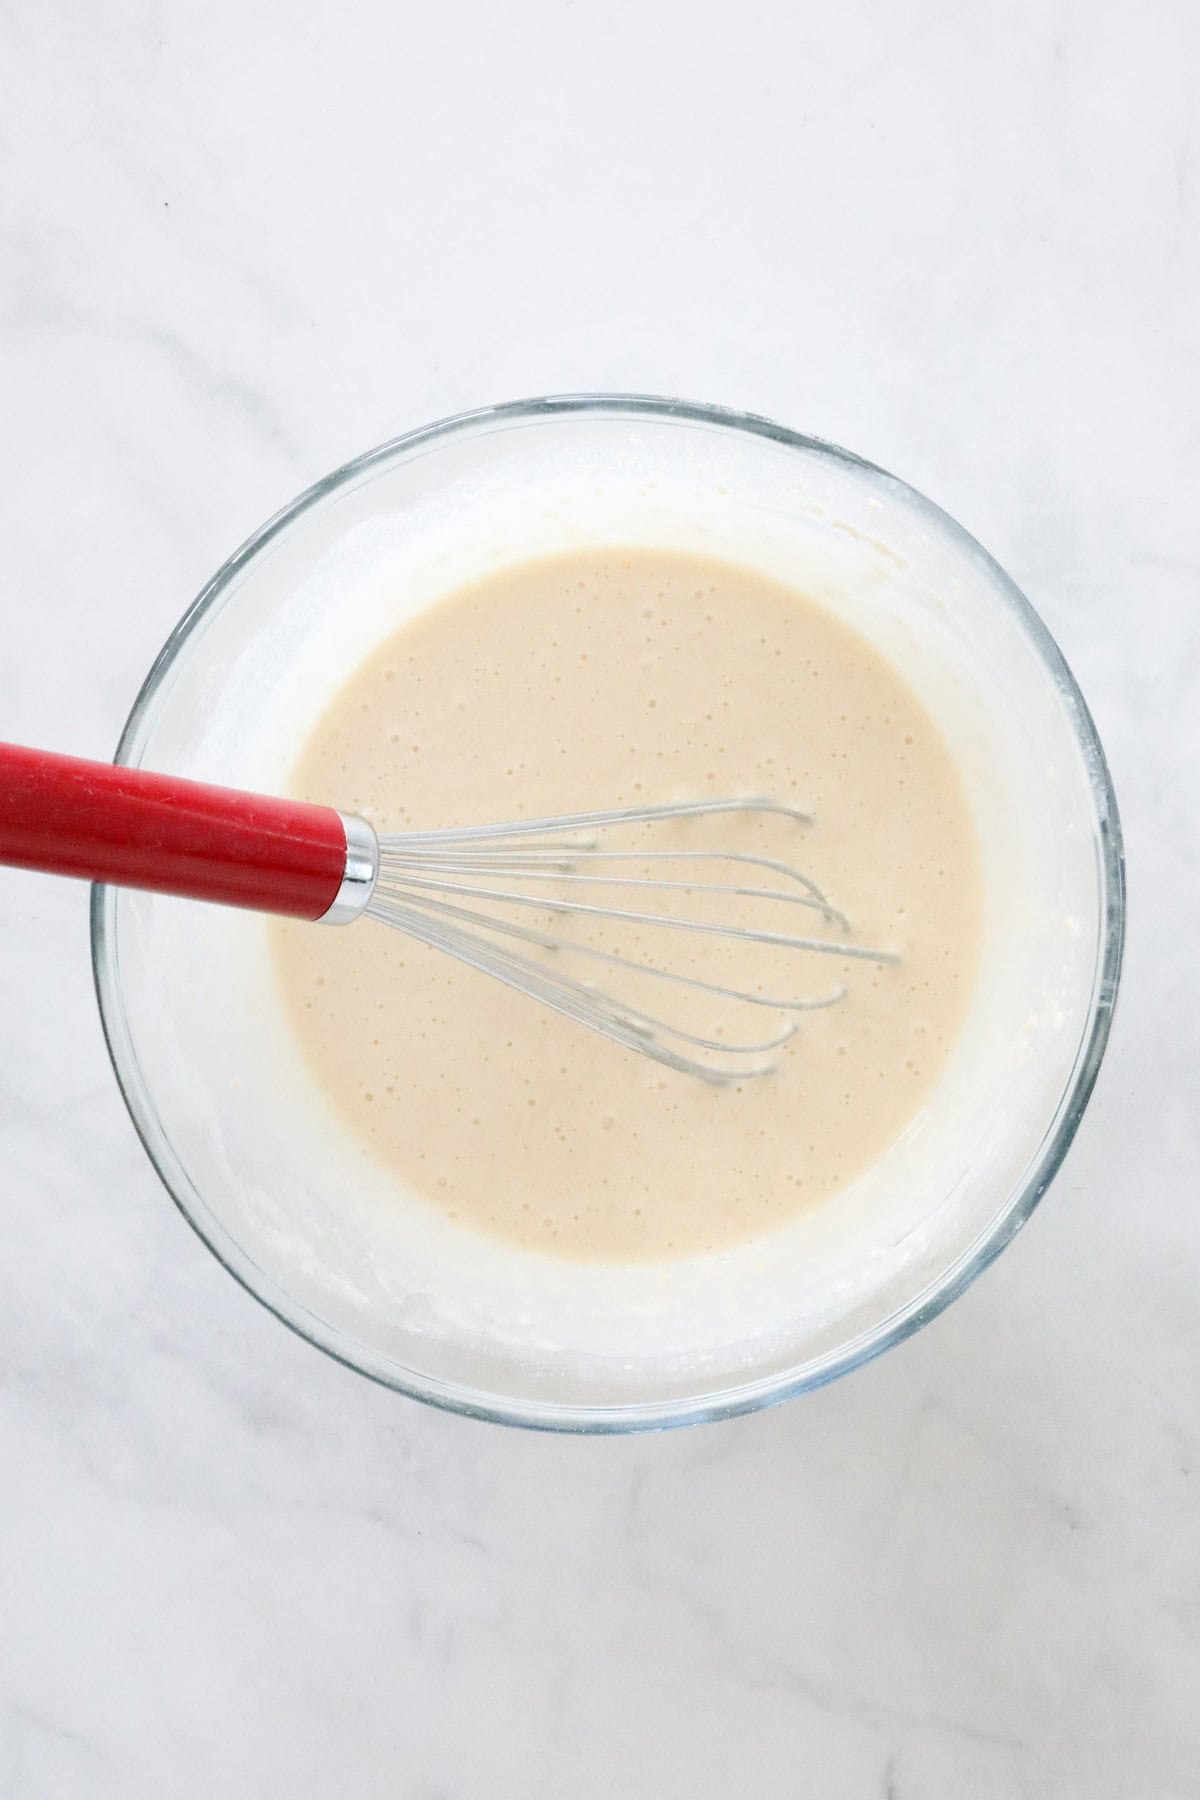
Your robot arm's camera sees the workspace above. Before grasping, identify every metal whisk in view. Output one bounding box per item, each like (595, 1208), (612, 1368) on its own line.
(0, 744), (894, 1082)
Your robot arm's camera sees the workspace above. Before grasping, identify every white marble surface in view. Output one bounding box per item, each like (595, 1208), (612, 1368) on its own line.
(1, 3), (1196, 1795)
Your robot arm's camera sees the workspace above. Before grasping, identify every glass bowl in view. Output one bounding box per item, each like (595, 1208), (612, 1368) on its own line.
(91, 396), (1124, 1430)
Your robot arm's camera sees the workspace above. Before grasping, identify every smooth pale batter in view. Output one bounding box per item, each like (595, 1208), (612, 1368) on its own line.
(273, 549), (981, 1263)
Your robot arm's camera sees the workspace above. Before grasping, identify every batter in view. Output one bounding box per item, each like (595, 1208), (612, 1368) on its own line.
(272, 549), (981, 1262)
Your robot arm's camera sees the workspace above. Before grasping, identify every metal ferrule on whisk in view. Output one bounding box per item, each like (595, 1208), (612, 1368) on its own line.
(318, 813), (380, 924)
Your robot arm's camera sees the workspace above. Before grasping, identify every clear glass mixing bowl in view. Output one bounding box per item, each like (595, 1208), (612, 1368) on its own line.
(91, 396), (1124, 1430)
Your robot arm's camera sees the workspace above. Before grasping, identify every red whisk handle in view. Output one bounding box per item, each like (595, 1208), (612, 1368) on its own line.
(0, 742), (364, 920)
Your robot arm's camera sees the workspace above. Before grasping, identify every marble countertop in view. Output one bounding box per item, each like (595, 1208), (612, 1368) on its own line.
(1, 4), (1196, 1796)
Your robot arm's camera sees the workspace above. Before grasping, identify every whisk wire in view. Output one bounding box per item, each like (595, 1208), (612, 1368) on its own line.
(375, 898), (787, 1082)
(367, 884), (849, 1013)
(381, 796), (813, 845)
(361, 798), (895, 1082)
(374, 869), (879, 959)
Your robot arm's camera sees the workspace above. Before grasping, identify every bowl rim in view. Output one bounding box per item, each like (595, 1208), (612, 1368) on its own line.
(90, 392), (1126, 1432)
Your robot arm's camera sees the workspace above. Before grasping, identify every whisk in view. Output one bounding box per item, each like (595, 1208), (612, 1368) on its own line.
(0, 742), (894, 1083)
